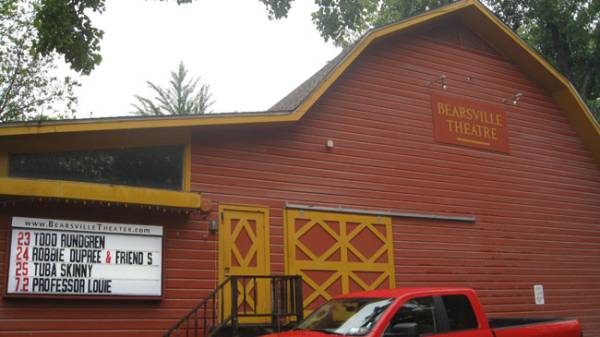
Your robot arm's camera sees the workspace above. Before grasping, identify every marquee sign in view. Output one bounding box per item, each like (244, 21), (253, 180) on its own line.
(432, 94), (509, 153)
(6, 217), (163, 298)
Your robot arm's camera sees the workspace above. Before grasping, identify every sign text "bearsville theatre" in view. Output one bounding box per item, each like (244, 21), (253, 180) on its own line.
(432, 94), (510, 153)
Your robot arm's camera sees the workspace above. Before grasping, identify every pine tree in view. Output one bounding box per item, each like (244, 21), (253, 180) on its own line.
(132, 62), (214, 116)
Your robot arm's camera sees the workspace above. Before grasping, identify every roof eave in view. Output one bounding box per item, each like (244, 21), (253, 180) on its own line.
(0, 110), (296, 137)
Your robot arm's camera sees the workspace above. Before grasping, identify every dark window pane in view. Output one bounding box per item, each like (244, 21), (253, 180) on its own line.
(442, 295), (478, 330)
(387, 297), (437, 336)
(9, 145), (184, 190)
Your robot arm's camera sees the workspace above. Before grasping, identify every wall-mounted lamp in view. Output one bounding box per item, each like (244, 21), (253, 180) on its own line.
(208, 219), (218, 234)
(426, 74), (448, 90)
(503, 92), (523, 105)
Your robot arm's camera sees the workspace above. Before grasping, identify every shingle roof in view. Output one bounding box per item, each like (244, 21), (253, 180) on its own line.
(269, 47), (353, 112)
(268, 1), (457, 112)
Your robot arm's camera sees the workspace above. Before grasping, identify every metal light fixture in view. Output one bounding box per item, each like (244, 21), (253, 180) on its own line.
(426, 74), (448, 90)
(503, 92), (523, 105)
(208, 219), (218, 234)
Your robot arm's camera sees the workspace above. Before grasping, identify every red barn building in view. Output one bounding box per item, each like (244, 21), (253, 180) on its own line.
(1, 1), (599, 336)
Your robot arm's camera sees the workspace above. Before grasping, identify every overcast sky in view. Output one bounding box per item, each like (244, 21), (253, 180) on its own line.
(71, 0), (341, 117)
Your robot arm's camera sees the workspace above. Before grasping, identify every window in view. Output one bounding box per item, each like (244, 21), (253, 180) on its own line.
(9, 145), (184, 190)
(442, 295), (478, 330)
(296, 298), (393, 336)
(387, 297), (437, 336)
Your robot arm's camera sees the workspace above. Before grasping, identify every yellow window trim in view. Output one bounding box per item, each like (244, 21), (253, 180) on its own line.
(0, 129), (192, 191)
(0, 177), (201, 209)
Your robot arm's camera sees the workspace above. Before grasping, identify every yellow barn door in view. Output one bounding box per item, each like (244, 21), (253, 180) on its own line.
(219, 204), (270, 323)
(285, 209), (395, 312)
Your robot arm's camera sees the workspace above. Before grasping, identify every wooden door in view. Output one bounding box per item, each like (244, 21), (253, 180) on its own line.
(218, 204), (270, 323)
(285, 209), (395, 312)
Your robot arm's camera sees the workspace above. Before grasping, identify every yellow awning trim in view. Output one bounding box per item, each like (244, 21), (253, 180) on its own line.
(0, 177), (202, 209)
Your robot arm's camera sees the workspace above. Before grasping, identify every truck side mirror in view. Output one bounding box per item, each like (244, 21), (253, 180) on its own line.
(390, 323), (418, 337)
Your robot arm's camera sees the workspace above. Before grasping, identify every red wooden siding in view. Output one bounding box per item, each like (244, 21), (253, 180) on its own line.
(190, 23), (600, 335)
(0, 19), (598, 336)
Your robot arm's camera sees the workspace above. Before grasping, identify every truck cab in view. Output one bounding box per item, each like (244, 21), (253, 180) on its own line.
(263, 288), (581, 337)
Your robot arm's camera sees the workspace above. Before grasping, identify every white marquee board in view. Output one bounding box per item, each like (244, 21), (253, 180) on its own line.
(6, 217), (163, 297)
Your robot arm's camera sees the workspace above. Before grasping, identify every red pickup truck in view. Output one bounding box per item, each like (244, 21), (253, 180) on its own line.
(263, 288), (581, 337)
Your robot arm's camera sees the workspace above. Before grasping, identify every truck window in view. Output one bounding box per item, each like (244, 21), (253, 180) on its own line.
(386, 297), (437, 336)
(296, 298), (393, 336)
(442, 295), (478, 330)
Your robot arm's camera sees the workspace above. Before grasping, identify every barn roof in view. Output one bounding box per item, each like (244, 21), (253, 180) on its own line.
(269, 45), (354, 112)
(0, 0), (598, 163)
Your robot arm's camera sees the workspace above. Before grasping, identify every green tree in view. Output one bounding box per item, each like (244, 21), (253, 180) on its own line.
(33, 0), (105, 76)
(259, 0), (455, 47)
(132, 62), (214, 116)
(488, 0), (600, 121)
(0, 0), (78, 122)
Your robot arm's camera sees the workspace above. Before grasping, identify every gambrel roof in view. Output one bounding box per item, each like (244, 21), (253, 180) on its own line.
(1, 0), (598, 163)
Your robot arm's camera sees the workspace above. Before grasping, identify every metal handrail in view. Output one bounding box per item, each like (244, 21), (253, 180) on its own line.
(163, 276), (232, 337)
(164, 275), (303, 337)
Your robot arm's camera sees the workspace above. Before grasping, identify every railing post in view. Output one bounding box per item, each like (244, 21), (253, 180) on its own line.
(294, 275), (304, 323)
(220, 282), (224, 323)
(203, 301), (207, 337)
(194, 309), (198, 337)
(186, 314), (190, 337)
(271, 278), (280, 331)
(231, 276), (239, 337)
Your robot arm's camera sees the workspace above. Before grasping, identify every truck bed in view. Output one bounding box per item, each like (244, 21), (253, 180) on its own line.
(490, 317), (571, 328)
(490, 317), (581, 337)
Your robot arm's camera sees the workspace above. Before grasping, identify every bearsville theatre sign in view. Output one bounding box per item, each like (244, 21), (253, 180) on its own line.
(6, 217), (163, 298)
(432, 94), (510, 153)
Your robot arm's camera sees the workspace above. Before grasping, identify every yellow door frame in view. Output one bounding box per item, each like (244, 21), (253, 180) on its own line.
(218, 204), (271, 323)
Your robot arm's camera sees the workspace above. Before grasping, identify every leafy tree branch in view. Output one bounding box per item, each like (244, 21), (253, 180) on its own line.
(0, 0), (78, 122)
